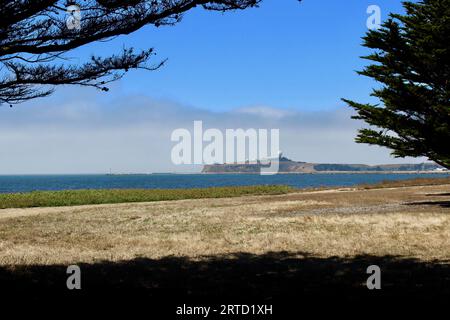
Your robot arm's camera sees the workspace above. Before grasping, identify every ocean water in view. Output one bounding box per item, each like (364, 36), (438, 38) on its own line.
(0, 173), (449, 193)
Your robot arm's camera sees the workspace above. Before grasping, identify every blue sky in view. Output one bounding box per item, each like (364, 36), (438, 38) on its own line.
(2, 0), (424, 174)
(72, 0), (405, 111)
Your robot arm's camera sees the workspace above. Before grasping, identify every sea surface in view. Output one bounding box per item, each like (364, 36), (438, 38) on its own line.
(0, 173), (449, 193)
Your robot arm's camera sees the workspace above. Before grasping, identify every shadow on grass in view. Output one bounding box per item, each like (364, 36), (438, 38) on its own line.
(426, 193), (450, 197)
(406, 200), (450, 208)
(408, 192), (450, 207)
(1, 251), (449, 306)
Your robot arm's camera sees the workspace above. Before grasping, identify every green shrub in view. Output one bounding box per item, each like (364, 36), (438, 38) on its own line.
(0, 185), (294, 209)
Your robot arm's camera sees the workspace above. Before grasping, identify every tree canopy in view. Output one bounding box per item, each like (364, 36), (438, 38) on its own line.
(0, 0), (259, 105)
(343, 0), (450, 169)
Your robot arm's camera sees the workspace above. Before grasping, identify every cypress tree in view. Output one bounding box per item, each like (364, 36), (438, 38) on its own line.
(343, 0), (450, 169)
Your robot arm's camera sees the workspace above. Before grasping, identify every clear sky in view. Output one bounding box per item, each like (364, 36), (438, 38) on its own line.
(72, 0), (405, 111)
(1, 0), (423, 174)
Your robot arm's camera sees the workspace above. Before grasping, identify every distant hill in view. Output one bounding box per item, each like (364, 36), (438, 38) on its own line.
(201, 155), (445, 173)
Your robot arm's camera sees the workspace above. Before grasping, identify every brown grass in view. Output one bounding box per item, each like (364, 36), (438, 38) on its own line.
(1, 183), (449, 266)
(358, 176), (450, 189)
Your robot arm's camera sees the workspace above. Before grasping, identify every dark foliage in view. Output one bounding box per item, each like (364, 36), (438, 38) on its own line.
(0, 0), (259, 105)
(343, 0), (450, 169)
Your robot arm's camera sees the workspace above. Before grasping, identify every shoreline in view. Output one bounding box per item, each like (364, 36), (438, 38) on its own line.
(1, 176), (450, 208)
(201, 171), (450, 174)
(1, 171), (449, 176)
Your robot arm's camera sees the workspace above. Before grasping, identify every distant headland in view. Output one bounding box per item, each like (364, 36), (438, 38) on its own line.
(202, 155), (447, 174)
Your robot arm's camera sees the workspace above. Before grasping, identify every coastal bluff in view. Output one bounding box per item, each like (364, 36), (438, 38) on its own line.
(202, 156), (444, 174)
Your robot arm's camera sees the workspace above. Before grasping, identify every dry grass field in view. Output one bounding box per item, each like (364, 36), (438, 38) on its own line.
(1, 183), (449, 264)
(0, 181), (449, 303)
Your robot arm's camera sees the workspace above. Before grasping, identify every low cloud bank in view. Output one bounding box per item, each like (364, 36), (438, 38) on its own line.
(0, 90), (426, 174)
